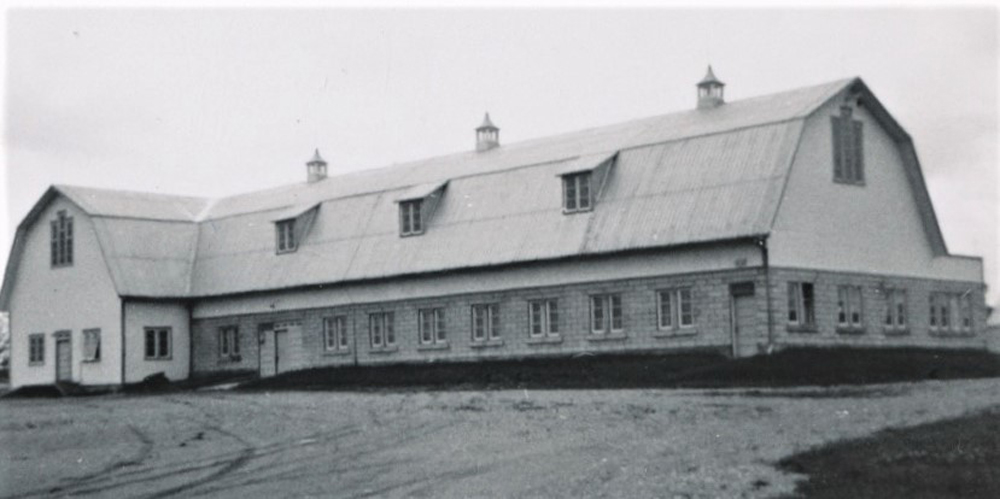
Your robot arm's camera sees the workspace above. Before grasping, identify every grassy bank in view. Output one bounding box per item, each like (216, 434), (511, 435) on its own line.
(779, 406), (1000, 498)
(240, 347), (1000, 392)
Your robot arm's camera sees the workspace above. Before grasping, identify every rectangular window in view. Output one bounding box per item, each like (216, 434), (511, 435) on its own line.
(471, 304), (500, 342)
(787, 282), (816, 328)
(276, 219), (296, 253)
(218, 326), (240, 359)
(368, 312), (395, 348)
(528, 300), (559, 338)
(144, 327), (172, 360)
(28, 334), (44, 364)
(832, 106), (865, 184)
(563, 172), (593, 213)
(657, 288), (695, 331)
(931, 292), (974, 334)
(324, 316), (349, 351)
(590, 294), (623, 334)
(836, 285), (864, 330)
(400, 200), (424, 235)
(883, 289), (908, 331)
(83, 328), (101, 361)
(50, 210), (74, 267)
(418, 308), (447, 345)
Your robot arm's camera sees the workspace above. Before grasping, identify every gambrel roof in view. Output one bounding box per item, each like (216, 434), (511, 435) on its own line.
(0, 76), (950, 305)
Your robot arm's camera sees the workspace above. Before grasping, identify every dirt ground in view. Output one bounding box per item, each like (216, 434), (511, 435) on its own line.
(2, 379), (1000, 499)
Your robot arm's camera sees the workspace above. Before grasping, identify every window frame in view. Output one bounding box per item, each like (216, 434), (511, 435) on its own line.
(28, 333), (45, 365)
(323, 315), (350, 352)
(831, 106), (865, 185)
(50, 210), (74, 268)
(836, 285), (865, 331)
(930, 292), (974, 335)
(368, 312), (396, 350)
(418, 308), (447, 346)
(218, 325), (240, 360)
(882, 288), (908, 333)
(657, 288), (695, 332)
(400, 200), (424, 236)
(275, 219), (297, 254)
(786, 281), (816, 330)
(528, 299), (560, 339)
(590, 294), (624, 335)
(144, 327), (172, 360)
(471, 303), (501, 343)
(83, 328), (101, 362)
(562, 172), (593, 213)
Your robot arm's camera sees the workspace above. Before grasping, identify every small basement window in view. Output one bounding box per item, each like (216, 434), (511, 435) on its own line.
(563, 172), (592, 213)
(400, 200), (423, 236)
(276, 219), (296, 253)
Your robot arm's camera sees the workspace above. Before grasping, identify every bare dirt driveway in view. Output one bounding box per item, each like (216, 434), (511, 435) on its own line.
(2, 379), (1000, 499)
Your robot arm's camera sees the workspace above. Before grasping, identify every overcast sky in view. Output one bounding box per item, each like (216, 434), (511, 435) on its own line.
(3, 7), (998, 305)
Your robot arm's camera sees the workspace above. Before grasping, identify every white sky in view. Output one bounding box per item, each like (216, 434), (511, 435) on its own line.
(3, 6), (999, 305)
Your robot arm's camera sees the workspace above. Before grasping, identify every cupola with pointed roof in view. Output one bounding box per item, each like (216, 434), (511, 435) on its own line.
(306, 149), (328, 183)
(696, 65), (725, 109)
(475, 113), (500, 152)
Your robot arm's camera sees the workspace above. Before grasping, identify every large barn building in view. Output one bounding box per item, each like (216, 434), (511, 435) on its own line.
(0, 70), (988, 389)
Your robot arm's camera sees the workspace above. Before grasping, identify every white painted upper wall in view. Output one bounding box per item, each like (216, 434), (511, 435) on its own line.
(7, 197), (122, 388)
(193, 242), (762, 319)
(769, 94), (983, 282)
(123, 301), (190, 383)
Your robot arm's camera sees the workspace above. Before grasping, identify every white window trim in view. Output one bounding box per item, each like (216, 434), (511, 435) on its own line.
(28, 333), (45, 365)
(144, 327), (172, 360)
(562, 172), (593, 213)
(590, 294), (623, 335)
(418, 308), (447, 346)
(471, 304), (500, 342)
(836, 285), (865, 330)
(83, 328), (101, 362)
(324, 316), (350, 352)
(276, 219), (297, 254)
(400, 200), (424, 236)
(657, 288), (695, 331)
(368, 312), (396, 349)
(528, 300), (559, 338)
(787, 282), (816, 328)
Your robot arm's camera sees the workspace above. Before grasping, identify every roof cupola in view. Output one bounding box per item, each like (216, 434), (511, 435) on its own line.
(306, 149), (327, 183)
(696, 65), (725, 109)
(475, 113), (500, 152)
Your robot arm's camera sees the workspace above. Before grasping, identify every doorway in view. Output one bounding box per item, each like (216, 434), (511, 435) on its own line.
(729, 282), (757, 358)
(55, 333), (72, 382)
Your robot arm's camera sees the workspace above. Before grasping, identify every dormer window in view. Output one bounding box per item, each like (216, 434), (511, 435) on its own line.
(563, 172), (592, 213)
(276, 219), (296, 253)
(50, 210), (73, 268)
(400, 200), (423, 236)
(832, 105), (865, 184)
(395, 180), (446, 237)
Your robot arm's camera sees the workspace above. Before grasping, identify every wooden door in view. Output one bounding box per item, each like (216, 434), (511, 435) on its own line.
(274, 329), (288, 374)
(56, 338), (72, 382)
(259, 326), (276, 378)
(731, 295), (757, 358)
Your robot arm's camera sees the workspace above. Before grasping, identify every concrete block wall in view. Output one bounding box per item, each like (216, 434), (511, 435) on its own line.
(770, 267), (988, 350)
(191, 268), (767, 376)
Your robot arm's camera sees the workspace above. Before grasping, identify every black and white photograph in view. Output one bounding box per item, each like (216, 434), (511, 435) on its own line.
(1, 2), (998, 498)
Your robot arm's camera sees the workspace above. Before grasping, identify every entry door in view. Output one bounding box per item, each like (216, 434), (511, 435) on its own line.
(258, 325), (276, 378)
(730, 295), (757, 358)
(55, 337), (72, 382)
(274, 329), (288, 374)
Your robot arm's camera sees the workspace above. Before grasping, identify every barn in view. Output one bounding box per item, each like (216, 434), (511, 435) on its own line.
(0, 69), (988, 389)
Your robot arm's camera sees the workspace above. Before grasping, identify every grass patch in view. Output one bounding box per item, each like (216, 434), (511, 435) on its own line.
(239, 347), (1000, 392)
(778, 406), (1000, 498)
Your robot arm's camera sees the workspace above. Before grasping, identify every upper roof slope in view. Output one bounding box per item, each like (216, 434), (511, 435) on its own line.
(9, 76), (926, 303)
